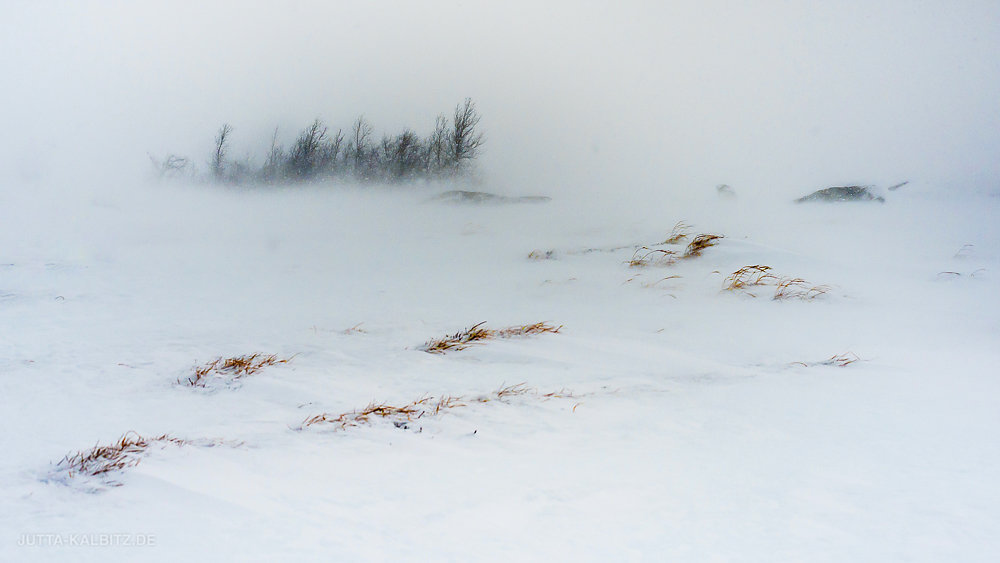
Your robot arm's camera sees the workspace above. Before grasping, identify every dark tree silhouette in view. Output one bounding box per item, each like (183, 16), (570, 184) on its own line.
(350, 116), (373, 175)
(181, 100), (485, 186)
(286, 119), (327, 180)
(450, 98), (484, 168)
(211, 123), (232, 180)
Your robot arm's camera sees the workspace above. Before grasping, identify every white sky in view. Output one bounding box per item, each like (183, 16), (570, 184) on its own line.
(2, 0), (998, 195)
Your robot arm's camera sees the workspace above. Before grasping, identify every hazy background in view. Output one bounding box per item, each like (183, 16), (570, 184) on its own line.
(2, 0), (998, 198)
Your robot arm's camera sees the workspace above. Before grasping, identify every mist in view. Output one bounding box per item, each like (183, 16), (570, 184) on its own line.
(2, 0), (999, 199)
(6, 3), (1000, 558)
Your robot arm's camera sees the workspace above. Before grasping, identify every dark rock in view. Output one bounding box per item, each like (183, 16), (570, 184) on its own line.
(795, 186), (885, 203)
(431, 190), (551, 204)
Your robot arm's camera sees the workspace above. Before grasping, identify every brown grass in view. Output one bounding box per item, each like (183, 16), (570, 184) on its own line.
(527, 249), (556, 260)
(627, 247), (677, 268)
(56, 432), (187, 481)
(627, 230), (721, 266)
(821, 352), (861, 367)
(658, 221), (691, 245)
(491, 382), (534, 400)
(791, 352), (861, 368)
(182, 353), (292, 387)
(682, 234), (724, 258)
(301, 383), (574, 431)
(723, 265), (830, 300)
(772, 278), (830, 301)
(723, 265), (779, 291)
(55, 433), (241, 487)
(342, 323), (367, 335)
(643, 275), (682, 288)
(423, 322), (561, 354)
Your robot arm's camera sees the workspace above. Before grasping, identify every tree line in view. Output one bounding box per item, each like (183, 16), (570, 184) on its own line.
(152, 98), (484, 184)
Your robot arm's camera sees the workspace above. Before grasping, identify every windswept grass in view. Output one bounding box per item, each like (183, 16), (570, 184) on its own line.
(55, 432), (188, 482)
(773, 278), (831, 300)
(823, 352), (861, 367)
(301, 383), (574, 431)
(643, 275), (682, 288)
(423, 322), (561, 354)
(527, 249), (556, 260)
(723, 265), (779, 290)
(533, 220), (697, 262)
(627, 230), (722, 267)
(791, 352), (861, 368)
(723, 265), (830, 300)
(682, 234), (724, 258)
(493, 322), (561, 338)
(658, 221), (691, 245)
(627, 247), (677, 268)
(342, 323), (367, 335)
(423, 322), (492, 353)
(182, 353), (292, 387)
(54, 433), (241, 487)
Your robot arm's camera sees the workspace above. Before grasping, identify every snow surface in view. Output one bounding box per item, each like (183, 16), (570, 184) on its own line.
(2, 180), (999, 561)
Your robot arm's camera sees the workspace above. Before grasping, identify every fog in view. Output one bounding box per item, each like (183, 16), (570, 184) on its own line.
(2, 0), (999, 199)
(5, 5), (1000, 557)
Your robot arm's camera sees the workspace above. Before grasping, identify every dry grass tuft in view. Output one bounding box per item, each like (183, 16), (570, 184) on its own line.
(627, 247), (677, 268)
(538, 388), (576, 399)
(791, 352), (861, 368)
(423, 322), (492, 353)
(528, 249), (557, 260)
(682, 234), (724, 258)
(491, 382), (533, 400)
(183, 353), (292, 387)
(659, 221), (691, 245)
(56, 432), (187, 481)
(772, 278), (830, 301)
(302, 399), (429, 429)
(954, 244), (974, 259)
(54, 433), (241, 487)
(342, 323), (367, 335)
(494, 322), (563, 339)
(723, 265), (779, 291)
(723, 266), (830, 300)
(431, 395), (468, 414)
(643, 275), (682, 288)
(423, 322), (561, 354)
(301, 383), (573, 431)
(822, 352), (860, 367)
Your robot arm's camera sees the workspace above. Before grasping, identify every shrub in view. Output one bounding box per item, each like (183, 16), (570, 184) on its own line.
(159, 100), (486, 186)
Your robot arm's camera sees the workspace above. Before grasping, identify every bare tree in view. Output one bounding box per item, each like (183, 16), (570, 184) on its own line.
(318, 128), (345, 177)
(287, 119), (328, 180)
(149, 153), (191, 179)
(392, 129), (423, 179)
(228, 152), (256, 184)
(350, 116), (373, 174)
(450, 98), (484, 168)
(380, 135), (394, 161)
(211, 123), (232, 180)
(262, 127), (284, 183)
(426, 114), (449, 173)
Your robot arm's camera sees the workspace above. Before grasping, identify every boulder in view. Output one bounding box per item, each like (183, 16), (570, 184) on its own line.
(431, 190), (551, 204)
(795, 186), (885, 203)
